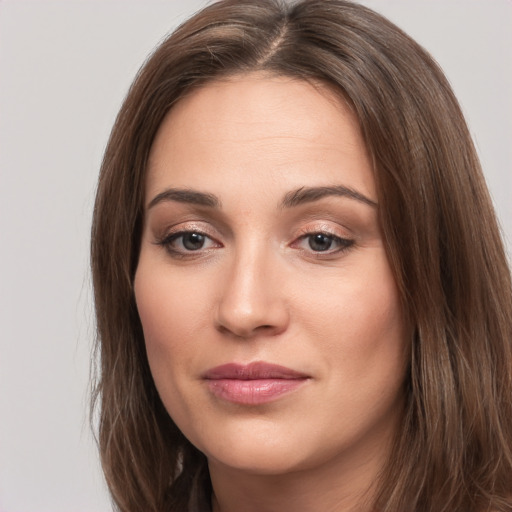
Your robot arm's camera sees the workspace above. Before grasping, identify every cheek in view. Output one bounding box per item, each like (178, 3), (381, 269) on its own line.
(133, 262), (216, 440)
(293, 252), (407, 381)
(298, 255), (403, 336)
(133, 263), (208, 379)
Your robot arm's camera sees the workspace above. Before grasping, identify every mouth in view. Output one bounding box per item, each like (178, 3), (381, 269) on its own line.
(202, 361), (310, 405)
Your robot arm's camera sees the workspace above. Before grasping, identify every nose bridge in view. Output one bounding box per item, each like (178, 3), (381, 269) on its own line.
(215, 239), (288, 338)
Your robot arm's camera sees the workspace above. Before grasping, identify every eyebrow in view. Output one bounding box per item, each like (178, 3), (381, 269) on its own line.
(280, 185), (377, 209)
(148, 188), (221, 210)
(147, 185), (377, 211)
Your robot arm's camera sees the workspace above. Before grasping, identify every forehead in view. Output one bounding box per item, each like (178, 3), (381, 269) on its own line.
(146, 73), (375, 203)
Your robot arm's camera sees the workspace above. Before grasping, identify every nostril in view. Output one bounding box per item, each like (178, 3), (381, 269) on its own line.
(215, 319), (286, 340)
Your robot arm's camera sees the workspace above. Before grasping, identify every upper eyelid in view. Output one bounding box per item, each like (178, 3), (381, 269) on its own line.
(294, 223), (352, 238)
(152, 217), (354, 243)
(157, 218), (232, 241)
(157, 221), (220, 238)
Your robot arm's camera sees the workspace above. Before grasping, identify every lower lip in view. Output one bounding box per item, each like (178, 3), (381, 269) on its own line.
(206, 378), (308, 405)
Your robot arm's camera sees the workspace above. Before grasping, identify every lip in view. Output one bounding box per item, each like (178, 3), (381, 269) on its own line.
(202, 362), (310, 405)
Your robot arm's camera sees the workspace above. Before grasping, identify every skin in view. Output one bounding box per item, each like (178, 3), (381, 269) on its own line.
(134, 74), (408, 512)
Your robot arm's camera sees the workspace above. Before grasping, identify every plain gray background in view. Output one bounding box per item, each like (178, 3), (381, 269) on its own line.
(1, 1), (510, 511)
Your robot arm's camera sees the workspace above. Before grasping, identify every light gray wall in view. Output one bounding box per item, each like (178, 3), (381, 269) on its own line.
(0, 1), (510, 511)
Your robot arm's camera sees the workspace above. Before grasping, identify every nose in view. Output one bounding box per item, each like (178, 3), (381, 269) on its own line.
(214, 247), (289, 339)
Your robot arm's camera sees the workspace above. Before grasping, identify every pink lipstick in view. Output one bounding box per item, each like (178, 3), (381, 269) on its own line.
(202, 362), (309, 405)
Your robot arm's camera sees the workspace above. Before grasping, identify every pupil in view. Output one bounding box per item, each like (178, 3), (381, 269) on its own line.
(309, 234), (332, 252)
(183, 233), (205, 250)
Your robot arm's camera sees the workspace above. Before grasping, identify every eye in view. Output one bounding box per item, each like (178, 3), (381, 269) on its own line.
(293, 232), (354, 255)
(308, 233), (336, 252)
(179, 232), (208, 251)
(156, 230), (220, 256)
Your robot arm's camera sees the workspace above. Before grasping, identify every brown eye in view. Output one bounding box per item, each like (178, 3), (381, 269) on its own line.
(308, 233), (334, 252)
(292, 231), (354, 256)
(157, 230), (220, 257)
(181, 232), (206, 251)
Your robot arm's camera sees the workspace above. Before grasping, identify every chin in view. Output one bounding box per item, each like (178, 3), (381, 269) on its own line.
(207, 446), (307, 476)
(187, 420), (302, 474)
(192, 420), (335, 477)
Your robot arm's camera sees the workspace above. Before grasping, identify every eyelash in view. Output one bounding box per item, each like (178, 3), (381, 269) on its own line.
(155, 229), (354, 259)
(155, 230), (221, 259)
(291, 229), (354, 257)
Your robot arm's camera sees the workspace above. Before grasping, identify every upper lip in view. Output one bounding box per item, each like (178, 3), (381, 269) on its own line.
(202, 361), (309, 380)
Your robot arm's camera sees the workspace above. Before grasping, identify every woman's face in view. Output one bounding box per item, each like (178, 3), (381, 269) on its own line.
(134, 74), (408, 477)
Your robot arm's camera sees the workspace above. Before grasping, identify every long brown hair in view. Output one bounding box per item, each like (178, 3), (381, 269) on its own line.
(90, 1), (512, 510)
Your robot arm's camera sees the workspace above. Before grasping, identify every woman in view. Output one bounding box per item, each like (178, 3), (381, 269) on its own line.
(90, 1), (512, 510)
